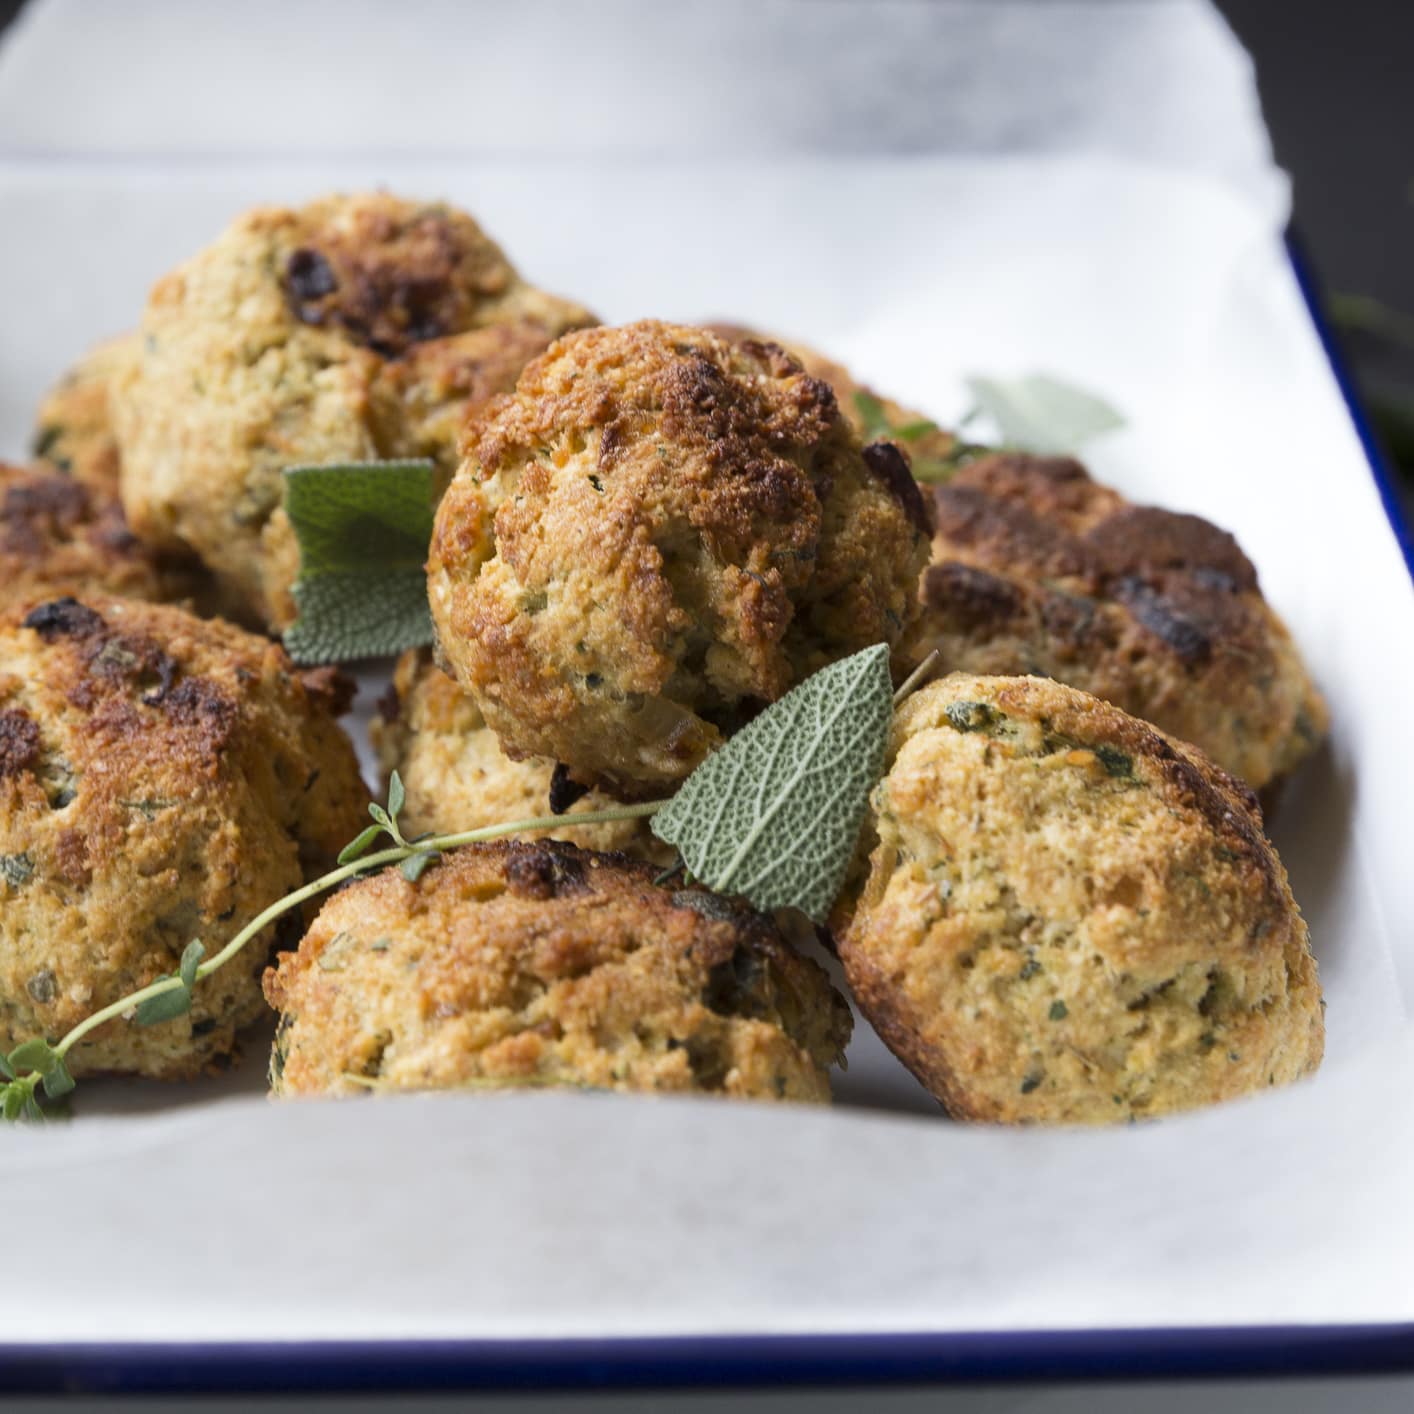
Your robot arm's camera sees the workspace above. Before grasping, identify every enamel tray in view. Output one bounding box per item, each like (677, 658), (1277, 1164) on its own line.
(0, 157), (1410, 1396)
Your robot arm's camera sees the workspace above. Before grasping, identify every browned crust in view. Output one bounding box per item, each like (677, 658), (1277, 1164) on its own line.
(836, 672), (1322, 1124)
(428, 320), (929, 795)
(265, 838), (852, 1099)
(0, 594), (370, 1077)
(0, 461), (189, 612)
(909, 452), (1328, 789)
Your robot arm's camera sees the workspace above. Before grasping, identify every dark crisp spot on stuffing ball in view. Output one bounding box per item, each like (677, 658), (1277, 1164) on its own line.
(922, 561), (1025, 626)
(504, 841), (590, 899)
(671, 889), (745, 925)
(703, 945), (768, 1021)
(862, 441), (933, 536)
(376, 680), (401, 724)
(22, 596), (104, 641)
(548, 763), (590, 815)
(0, 707), (41, 778)
(1113, 578), (1212, 664)
(286, 248), (338, 304)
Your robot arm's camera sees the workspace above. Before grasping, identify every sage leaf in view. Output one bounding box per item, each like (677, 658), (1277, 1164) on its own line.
(386, 771), (406, 824)
(963, 374), (1124, 454)
(650, 643), (893, 922)
(0, 1054), (13, 1081)
(282, 460), (438, 664)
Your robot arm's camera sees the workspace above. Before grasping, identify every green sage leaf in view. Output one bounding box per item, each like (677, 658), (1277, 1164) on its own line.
(0, 1054), (13, 1081)
(963, 374), (1124, 454)
(386, 771), (406, 823)
(282, 460), (438, 664)
(3, 1087), (23, 1122)
(650, 643), (893, 922)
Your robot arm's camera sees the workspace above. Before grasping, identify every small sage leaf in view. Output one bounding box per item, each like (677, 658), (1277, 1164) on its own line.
(963, 373), (1124, 454)
(23, 1092), (44, 1121)
(650, 644), (893, 922)
(338, 824), (383, 865)
(3, 1088), (23, 1122)
(282, 460), (438, 664)
(135, 985), (192, 1027)
(0, 1054), (13, 1081)
(179, 939), (205, 992)
(386, 771), (405, 823)
(369, 804), (394, 832)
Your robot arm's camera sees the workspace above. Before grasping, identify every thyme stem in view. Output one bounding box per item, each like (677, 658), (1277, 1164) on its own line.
(52, 800), (667, 1063)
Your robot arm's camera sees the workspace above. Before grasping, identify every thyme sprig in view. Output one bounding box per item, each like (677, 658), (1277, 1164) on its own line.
(0, 778), (664, 1122)
(2, 643), (932, 1122)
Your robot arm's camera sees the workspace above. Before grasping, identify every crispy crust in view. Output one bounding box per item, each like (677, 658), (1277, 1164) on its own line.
(0, 595), (369, 1077)
(370, 648), (675, 862)
(705, 322), (958, 470)
(0, 461), (196, 613)
(902, 453), (1328, 788)
(836, 673), (1324, 1124)
(264, 839), (852, 1102)
(428, 320), (931, 796)
(114, 192), (595, 630)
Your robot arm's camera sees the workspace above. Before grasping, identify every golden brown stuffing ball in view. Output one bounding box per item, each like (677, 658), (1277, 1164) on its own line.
(0, 461), (196, 614)
(836, 673), (1323, 1124)
(707, 322), (958, 470)
(0, 595), (369, 1078)
(371, 648), (675, 864)
(428, 320), (933, 797)
(264, 839), (852, 1102)
(902, 453), (1327, 790)
(113, 192), (595, 630)
(32, 334), (138, 497)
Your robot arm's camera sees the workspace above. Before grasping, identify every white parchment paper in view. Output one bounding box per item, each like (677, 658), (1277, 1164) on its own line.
(0, 0), (1409, 1342)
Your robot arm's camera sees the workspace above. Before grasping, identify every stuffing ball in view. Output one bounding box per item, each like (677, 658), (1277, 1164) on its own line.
(371, 648), (674, 864)
(32, 334), (138, 497)
(0, 596), (369, 1078)
(903, 453), (1327, 790)
(707, 322), (958, 470)
(427, 320), (933, 797)
(114, 192), (594, 630)
(264, 839), (852, 1101)
(0, 461), (195, 613)
(835, 673), (1323, 1124)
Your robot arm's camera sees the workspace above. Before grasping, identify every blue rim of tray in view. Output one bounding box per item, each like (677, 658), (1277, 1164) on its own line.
(2, 233), (1410, 1397)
